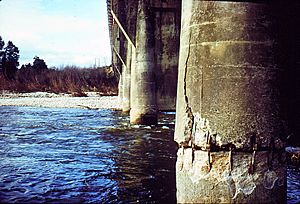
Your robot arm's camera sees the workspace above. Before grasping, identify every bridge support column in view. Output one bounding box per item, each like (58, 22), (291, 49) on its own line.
(118, 71), (123, 105)
(130, 0), (157, 124)
(122, 42), (132, 113)
(175, 1), (286, 203)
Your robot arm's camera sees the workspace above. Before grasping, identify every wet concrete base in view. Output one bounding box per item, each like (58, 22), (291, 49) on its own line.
(130, 108), (158, 125)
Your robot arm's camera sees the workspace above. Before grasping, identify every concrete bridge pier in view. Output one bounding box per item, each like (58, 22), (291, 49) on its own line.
(130, 0), (158, 124)
(175, 1), (286, 203)
(118, 71), (123, 105)
(122, 42), (132, 113)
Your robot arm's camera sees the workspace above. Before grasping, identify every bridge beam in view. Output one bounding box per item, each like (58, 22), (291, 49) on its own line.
(174, 1), (286, 203)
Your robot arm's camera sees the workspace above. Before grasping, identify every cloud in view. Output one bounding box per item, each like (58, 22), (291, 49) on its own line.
(0, 0), (111, 67)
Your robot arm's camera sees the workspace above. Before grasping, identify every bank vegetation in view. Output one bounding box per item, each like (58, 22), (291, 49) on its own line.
(0, 65), (118, 96)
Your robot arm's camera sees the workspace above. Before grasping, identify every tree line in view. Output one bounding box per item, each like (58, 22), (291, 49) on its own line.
(0, 36), (19, 80)
(0, 36), (118, 95)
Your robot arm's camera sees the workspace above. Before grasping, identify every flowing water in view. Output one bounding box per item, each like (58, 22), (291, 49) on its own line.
(288, 167), (300, 204)
(0, 106), (299, 203)
(0, 106), (177, 203)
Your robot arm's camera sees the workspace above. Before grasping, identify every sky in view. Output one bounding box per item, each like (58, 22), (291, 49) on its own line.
(0, 0), (111, 68)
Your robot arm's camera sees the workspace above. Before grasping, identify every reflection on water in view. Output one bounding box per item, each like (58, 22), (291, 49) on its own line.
(288, 167), (300, 204)
(0, 106), (299, 203)
(0, 106), (177, 203)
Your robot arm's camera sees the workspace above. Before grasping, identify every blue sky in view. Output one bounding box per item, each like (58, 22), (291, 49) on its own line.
(0, 0), (111, 68)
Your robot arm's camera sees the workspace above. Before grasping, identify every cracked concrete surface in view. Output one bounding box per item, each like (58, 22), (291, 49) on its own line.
(175, 1), (286, 203)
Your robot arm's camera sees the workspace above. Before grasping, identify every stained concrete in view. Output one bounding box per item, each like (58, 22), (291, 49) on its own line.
(153, 1), (181, 111)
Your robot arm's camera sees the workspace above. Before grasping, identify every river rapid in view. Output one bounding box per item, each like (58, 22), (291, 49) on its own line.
(0, 106), (299, 203)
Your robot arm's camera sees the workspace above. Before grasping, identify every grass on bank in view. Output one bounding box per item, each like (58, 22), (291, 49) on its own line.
(0, 65), (119, 96)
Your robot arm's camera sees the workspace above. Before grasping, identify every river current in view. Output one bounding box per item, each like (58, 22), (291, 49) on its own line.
(0, 106), (299, 203)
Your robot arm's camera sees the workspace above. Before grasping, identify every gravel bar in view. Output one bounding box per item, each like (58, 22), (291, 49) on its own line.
(0, 92), (121, 110)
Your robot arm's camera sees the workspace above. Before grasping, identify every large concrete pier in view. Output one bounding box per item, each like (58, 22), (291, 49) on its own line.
(174, 1), (286, 202)
(107, 0), (300, 203)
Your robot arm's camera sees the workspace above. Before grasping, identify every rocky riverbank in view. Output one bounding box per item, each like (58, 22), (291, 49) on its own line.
(0, 91), (121, 110)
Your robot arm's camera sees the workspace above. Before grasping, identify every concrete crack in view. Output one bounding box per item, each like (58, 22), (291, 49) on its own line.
(183, 31), (195, 152)
(183, 31), (192, 107)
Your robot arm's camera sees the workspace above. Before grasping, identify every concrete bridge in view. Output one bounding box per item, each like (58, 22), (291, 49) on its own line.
(107, 0), (180, 125)
(107, 0), (300, 203)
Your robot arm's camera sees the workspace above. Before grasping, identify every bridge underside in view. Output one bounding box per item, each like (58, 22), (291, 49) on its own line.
(107, 0), (181, 124)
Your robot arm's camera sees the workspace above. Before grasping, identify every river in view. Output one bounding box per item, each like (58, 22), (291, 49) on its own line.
(0, 106), (298, 203)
